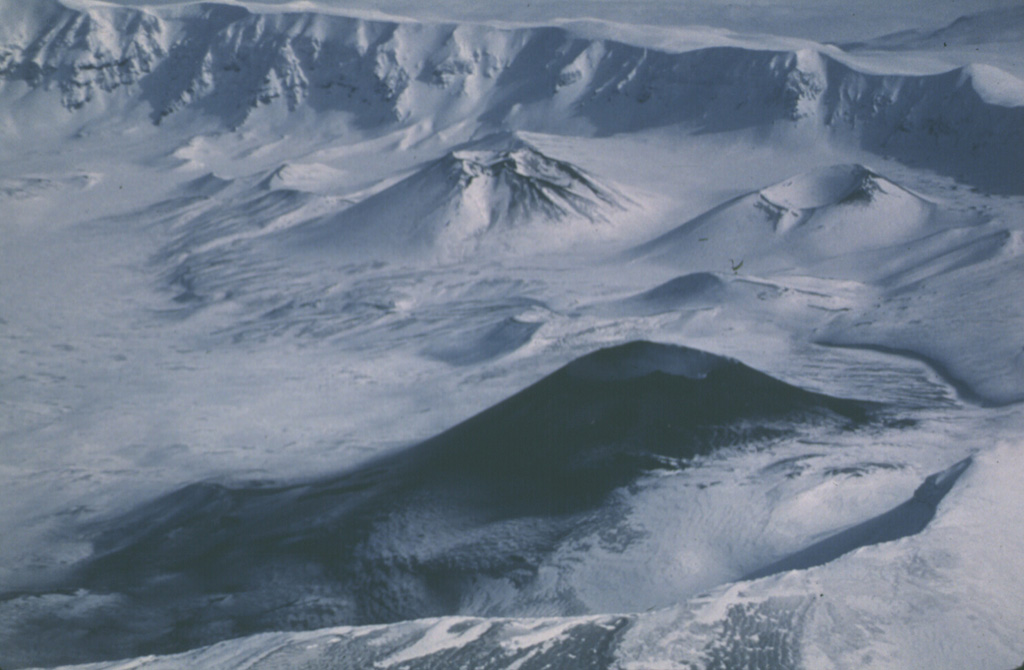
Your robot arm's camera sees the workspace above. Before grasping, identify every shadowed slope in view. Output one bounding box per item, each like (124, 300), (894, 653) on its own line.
(5, 342), (874, 666)
(745, 457), (972, 580)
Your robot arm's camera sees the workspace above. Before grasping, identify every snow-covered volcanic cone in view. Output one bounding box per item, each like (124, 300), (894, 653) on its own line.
(631, 164), (937, 277)
(6, 342), (873, 666)
(291, 136), (630, 261)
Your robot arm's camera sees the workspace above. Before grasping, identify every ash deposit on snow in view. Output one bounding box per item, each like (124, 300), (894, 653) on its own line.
(1, 1), (1023, 669)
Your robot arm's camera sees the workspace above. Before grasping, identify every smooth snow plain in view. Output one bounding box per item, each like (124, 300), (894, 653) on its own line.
(0, 1), (1022, 668)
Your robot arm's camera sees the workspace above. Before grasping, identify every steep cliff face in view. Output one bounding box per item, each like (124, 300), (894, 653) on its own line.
(0, 0), (167, 110)
(814, 56), (1024, 192)
(2, 0), (1021, 191)
(0, 0), (1021, 207)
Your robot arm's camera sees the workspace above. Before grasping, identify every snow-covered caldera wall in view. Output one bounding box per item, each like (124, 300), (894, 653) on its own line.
(2, 0), (1023, 192)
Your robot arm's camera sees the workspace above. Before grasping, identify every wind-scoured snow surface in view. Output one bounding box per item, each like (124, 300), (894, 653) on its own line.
(1, 1), (1023, 669)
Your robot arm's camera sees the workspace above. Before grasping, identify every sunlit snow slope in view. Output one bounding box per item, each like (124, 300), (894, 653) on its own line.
(291, 134), (632, 260)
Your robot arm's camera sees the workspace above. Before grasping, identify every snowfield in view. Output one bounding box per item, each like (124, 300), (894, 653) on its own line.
(0, 1), (1022, 669)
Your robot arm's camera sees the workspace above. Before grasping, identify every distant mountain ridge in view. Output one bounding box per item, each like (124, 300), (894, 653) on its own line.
(1, 0), (1022, 191)
(844, 5), (1024, 50)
